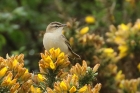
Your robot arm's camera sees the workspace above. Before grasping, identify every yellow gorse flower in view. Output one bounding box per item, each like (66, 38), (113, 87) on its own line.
(92, 83), (102, 93)
(103, 48), (114, 54)
(20, 69), (31, 81)
(0, 67), (7, 79)
(78, 85), (87, 93)
(106, 20), (140, 63)
(0, 54), (32, 93)
(118, 45), (128, 58)
(45, 56), (52, 63)
(70, 60), (87, 77)
(37, 74), (45, 82)
(0, 48), (101, 93)
(137, 63), (140, 71)
(115, 70), (125, 82)
(103, 48), (115, 58)
(119, 24), (129, 31)
(72, 74), (78, 80)
(30, 85), (42, 93)
(41, 55), (55, 70)
(136, 22), (140, 30)
(85, 16), (95, 24)
(39, 48), (70, 72)
(93, 64), (100, 73)
(13, 59), (18, 67)
(71, 74), (78, 86)
(119, 45), (128, 53)
(80, 26), (89, 35)
(49, 48), (60, 59)
(10, 83), (20, 93)
(58, 52), (65, 59)
(1, 72), (17, 87)
(134, 19), (140, 30)
(69, 86), (76, 93)
(60, 81), (67, 91)
(54, 48), (61, 57)
(114, 36), (125, 45)
(50, 61), (55, 70)
(119, 78), (140, 93)
(19, 80), (32, 92)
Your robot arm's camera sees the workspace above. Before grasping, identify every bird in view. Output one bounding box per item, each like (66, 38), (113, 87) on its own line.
(43, 22), (81, 59)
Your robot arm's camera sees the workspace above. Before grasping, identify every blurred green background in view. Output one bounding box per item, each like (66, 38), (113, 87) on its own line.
(0, 0), (140, 93)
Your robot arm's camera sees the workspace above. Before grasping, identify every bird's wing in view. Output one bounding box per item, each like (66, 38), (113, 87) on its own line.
(61, 35), (81, 59)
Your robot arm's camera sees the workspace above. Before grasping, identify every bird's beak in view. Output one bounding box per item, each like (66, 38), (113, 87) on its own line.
(61, 24), (67, 27)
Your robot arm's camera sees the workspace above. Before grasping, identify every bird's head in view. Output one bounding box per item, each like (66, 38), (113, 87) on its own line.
(46, 22), (67, 33)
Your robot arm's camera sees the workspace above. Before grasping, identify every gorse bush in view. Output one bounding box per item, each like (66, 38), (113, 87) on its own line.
(0, 0), (140, 93)
(0, 48), (101, 93)
(65, 19), (140, 93)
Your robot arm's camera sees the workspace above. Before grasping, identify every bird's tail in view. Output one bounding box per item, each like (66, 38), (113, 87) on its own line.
(71, 51), (81, 59)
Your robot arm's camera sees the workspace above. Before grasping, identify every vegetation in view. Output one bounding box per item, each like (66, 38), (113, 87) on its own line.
(0, 0), (140, 93)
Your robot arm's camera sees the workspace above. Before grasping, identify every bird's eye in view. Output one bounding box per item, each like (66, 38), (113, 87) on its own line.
(55, 26), (59, 28)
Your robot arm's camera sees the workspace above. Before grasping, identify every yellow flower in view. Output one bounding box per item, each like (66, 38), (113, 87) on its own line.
(85, 16), (95, 24)
(119, 82), (124, 88)
(50, 61), (55, 70)
(80, 26), (89, 35)
(42, 55), (55, 69)
(0, 67), (8, 78)
(93, 64), (100, 73)
(137, 63), (140, 71)
(54, 48), (61, 58)
(71, 74), (78, 86)
(72, 74), (78, 80)
(14, 65), (26, 79)
(118, 45), (128, 58)
(70, 60), (88, 77)
(119, 24), (129, 31)
(57, 59), (65, 66)
(137, 23), (140, 30)
(58, 52), (65, 59)
(20, 69), (31, 81)
(1, 72), (17, 86)
(103, 48), (114, 54)
(60, 81), (67, 91)
(119, 45), (128, 53)
(69, 86), (76, 93)
(10, 83), (20, 93)
(40, 48), (70, 73)
(103, 48), (115, 57)
(114, 36), (125, 45)
(49, 48), (55, 53)
(46, 87), (54, 93)
(115, 70), (125, 82)
(134, 21), (140, 30)
(92, 83), (102, 93)
(119, 79), (140, 93)
(49, 48), (55, 59)
(45, 56), (52, 63)
(78, 85), (87, 93)
(69, 37), (74, 46)
(37, 74), (45, 82)
(30, 85), (42, 93)
(19, 80), (32, 92)
(13, 59), (18, 67)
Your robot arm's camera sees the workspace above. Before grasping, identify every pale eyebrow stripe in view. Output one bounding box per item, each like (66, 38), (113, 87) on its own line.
(51, 22), (62, 25)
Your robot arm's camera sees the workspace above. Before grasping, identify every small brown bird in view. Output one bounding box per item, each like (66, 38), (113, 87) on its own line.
(43, 22), (80, 59)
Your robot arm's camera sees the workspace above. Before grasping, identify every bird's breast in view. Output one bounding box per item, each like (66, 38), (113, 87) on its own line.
(43, 33), (69, 54)
(43, 33), (57, 50)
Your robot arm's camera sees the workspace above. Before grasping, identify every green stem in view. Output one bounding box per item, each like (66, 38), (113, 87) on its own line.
(47, 69), (57, 88)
